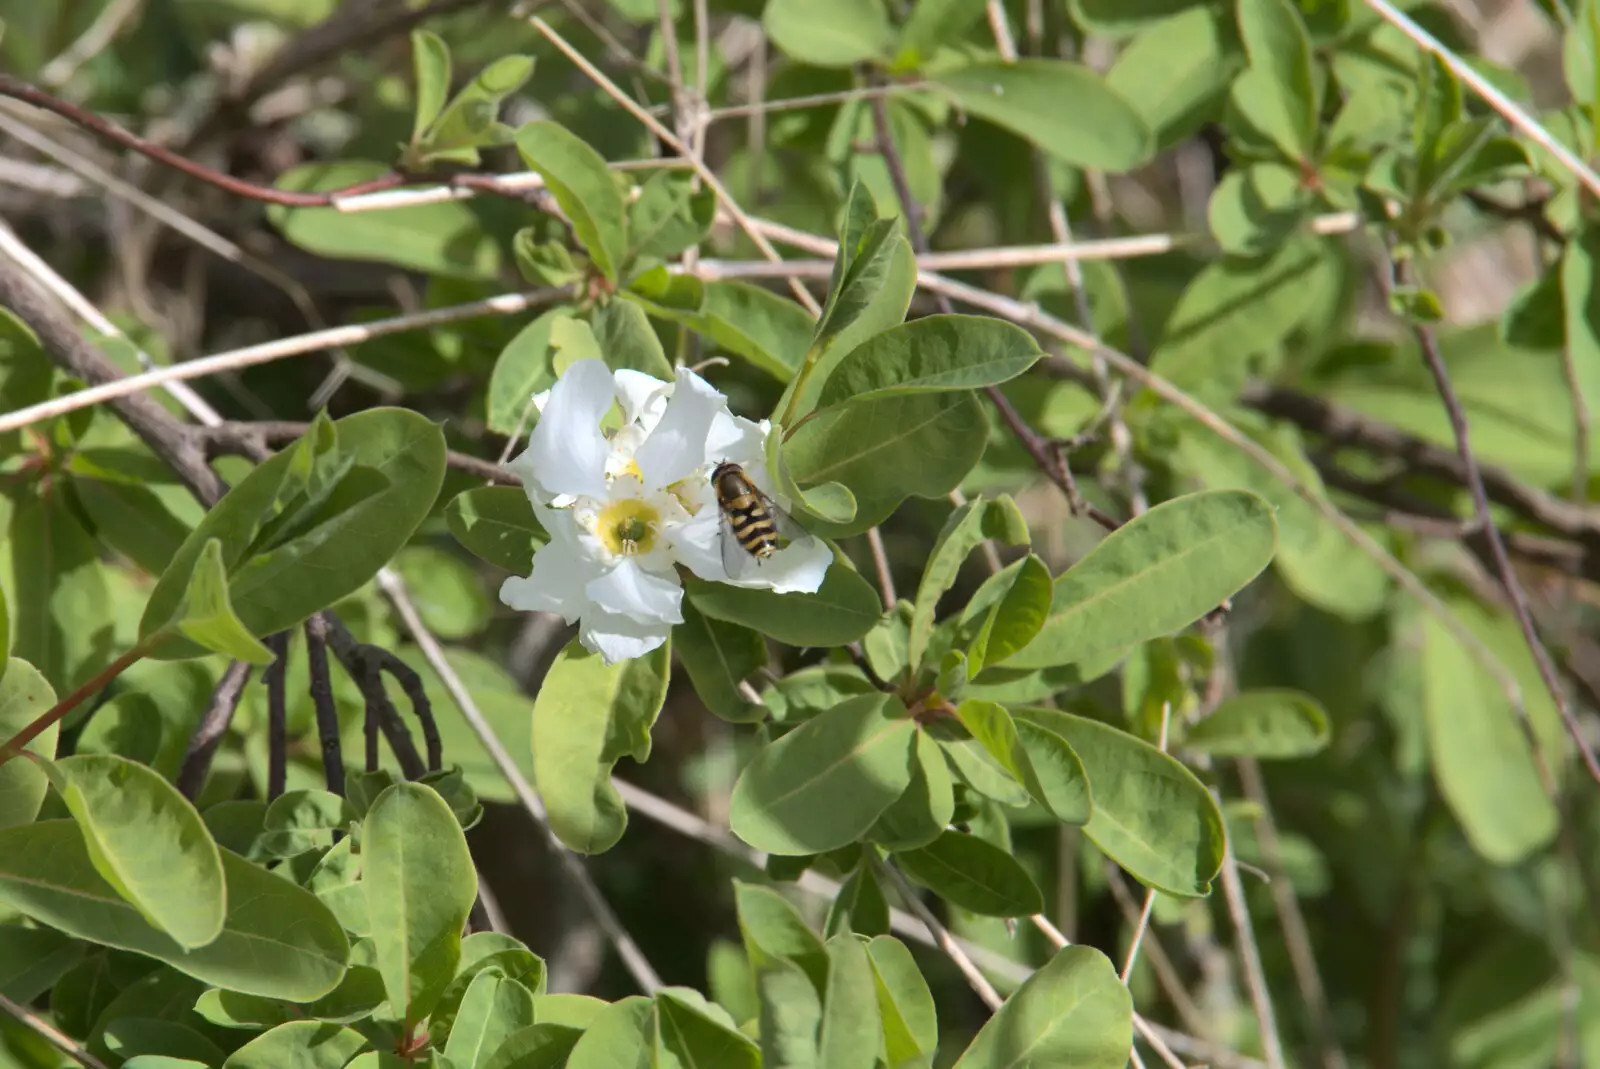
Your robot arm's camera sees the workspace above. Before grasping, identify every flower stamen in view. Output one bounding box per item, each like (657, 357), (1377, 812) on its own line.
(596, 497), (659, 556)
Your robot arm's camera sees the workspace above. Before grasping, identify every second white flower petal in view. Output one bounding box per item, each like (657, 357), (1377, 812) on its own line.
(524, 357), (614, 501)
(586, 558), (685, 625)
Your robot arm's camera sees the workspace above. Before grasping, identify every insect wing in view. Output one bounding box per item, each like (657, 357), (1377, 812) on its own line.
(718, 510), (751, 580)
(767, 497), (815, 550)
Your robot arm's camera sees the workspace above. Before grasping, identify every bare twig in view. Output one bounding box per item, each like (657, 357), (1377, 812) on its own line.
(865, 527), (897, 605)
(1220, 834), (1287, 1069)
(1395, 258), (1594, 788)
(39, 0), (145, 88)
(0, 991), (110, 1069)
(176, 660), (254, 799)
(304, 614), (347, 797)
(1236, 759), (1349, 1069)
(0, 287), (571, 435)
(874, 855), (1004, 1011)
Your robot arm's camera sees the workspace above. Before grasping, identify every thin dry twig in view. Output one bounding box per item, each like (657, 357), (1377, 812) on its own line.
(0, 287), (571, 435)
(1219, 831), (1287, 1069)
(875, 856), (1004, 1011)
(0, 990), (110, 1069)
(527, 14), (821, 317)
(1395, 258), (1595, 789)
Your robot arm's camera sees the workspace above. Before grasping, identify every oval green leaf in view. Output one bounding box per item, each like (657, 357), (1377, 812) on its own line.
(730, 694), (916, 855)
(486, 307), (573, 436)
(931, 60), (1154, 171)
(0, 658), (57, 828)
(763, 0), (894, 67)
(140, 409), (447, 659)
(1015, 708), (1225, 897)
(531, 640), (670, 854)
(817, 315), (1041, 409)
(685, 558), (883, 647)
(221, 1021), (368, 1069)
(0, 820), (348, 1000)
(895, 830), (1044, 917)
(55, 754), (226, 949)
(951, 945), (1131, 1069)
(515, 122), (627, 282)
(1185, 689), (1330, 758)
(364, 783), (479, 1025)
(446, 486), (550, 577)
(1007, 489), (1277, 670)
(673, 599), (767, 723)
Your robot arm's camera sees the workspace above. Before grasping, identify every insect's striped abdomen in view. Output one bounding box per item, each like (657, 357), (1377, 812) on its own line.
(714, 463), (780, 559)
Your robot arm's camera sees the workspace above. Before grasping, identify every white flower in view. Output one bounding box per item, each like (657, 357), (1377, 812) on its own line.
(499, 358), (834, 664)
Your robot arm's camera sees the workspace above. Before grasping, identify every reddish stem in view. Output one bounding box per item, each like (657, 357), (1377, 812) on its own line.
(0, 643), (149, 763)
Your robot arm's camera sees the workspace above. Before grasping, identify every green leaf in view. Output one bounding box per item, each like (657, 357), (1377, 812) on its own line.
(446, 487), (550, 577)
(0, 820), (348, 1000)
(167, 539), (276, 664)
(409, 30), (451, 145)
(816, 316), (1041, 408)
(416, 55), (534, 166)
(54, 754), (226, 949)
(515, 122), (627, 282)
(928, 717), (1030, 807)
(221, 1022), (368, 1069)
(1, 488), (111, 695)
(363, 783), (479, 1024)
(0, 924), (83, 1002)
(103, 1019), (227, 1065)
(1185, 690), (1330, 758)
(763, 0), (894, 67)
(1015, 708), (1225, 897)
(931, 60), (1154, 171)
(443, 969), (538, 1069)
(268, 162), (500, 279)
(685, 559), (882, 646)
(956, 700), (1090, 824)
(482, 1023), (584, 1069)
(259, 789), (357, 858)
(818, 935), (878, 1069)
(0, 658), (56, 828)
(1007, 490), (1277, 670)
(908, 495), (1028, 672)
(1149, 233), (1339, 399)
(591, 298), (672, 381)
(140, 409), (447, 660)
(951, 946), (1131, 1069)
(785, 391), (989, 537)
(1207, 161), (1312, 257)
(531, 640), (670, 853)
(867, 936), (936, 1068)
(68, 465), (195, 578)
(754, 957), (822, 1067)
(1419, 608), (1557, 864)
(566, 996), (653, 1069)
(655, 988), (760, 1068)
(894, 830), (1043, 917)
(486, 307), (575, 436)
(626, 276), (814, 382)
(673, 599), (766, 723)
(430, 937), (548, 1048)
(734, 880), (828, 990)
(625, 171), (715, 263)
(394, 546), (491, 641)
(1106, 7), (1240, 148)
(958, 554), (1053, 675)
(868, 728), (955, 850)
(825, 864), (889, 938)
(897, 0), (987, 65)
(1230, 0), (1318, 160)
(730, 694), (916, 855)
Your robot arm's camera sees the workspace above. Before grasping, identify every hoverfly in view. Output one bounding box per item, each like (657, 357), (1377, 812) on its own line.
(711, 461), (814, 578)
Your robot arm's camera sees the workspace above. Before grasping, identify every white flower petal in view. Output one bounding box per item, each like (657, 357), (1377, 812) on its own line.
(613, 369), (669, 427)
(666, 508), (731, 583)
(634, 367), (726, 490)
(580, 612), (672, 665)
(523, 358), (613, 500)
(706, 412), (769, 469)
(499, 534), (602, 621)
(756, 537), (834, 594)
(586, 558), (684, 625)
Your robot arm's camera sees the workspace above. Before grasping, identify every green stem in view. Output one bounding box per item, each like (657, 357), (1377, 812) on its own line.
(0, 640), (153, 764)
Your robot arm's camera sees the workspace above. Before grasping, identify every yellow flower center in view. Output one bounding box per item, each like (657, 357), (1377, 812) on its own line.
(597, 498), (658, 556)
